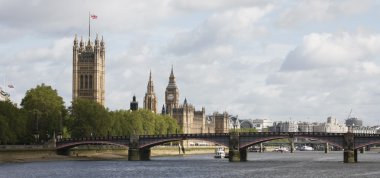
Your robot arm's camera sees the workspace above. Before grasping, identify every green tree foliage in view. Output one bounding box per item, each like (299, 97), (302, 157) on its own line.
(108, 109), (181, 136)
(0, 101), (28, 144)
(69, 99), (110, 137)
(1, 84), (182, 144)
(21, 83), (66, 141)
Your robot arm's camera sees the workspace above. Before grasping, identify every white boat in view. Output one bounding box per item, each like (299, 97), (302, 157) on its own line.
(274, 147), (289, 152)
(300, 145), (314, 151)
(214, 147), (226, 158)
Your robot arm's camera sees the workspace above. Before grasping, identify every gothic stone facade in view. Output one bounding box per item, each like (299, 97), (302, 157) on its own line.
(143, 71), (157, 113)
(160, 68), (229, 134)
(72, 35), (105, 105)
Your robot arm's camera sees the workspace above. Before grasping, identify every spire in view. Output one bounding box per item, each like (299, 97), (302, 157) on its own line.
(184, 97), (187, 105)
(168, 65), (176, 86)
(79, 36), (84, 47)
(87, 37), (91, 46)
(149, 69), (152, 81)
(144, 70), (157, 113)
(147, 70), (154, 93)
(170, 65), (174, 77)
(133, 95), (136, 102)
(100, 35), (104, 47)
(74, 34), (78, 45)
(95, 33), (99, 46)
(161, 104), (166, 115)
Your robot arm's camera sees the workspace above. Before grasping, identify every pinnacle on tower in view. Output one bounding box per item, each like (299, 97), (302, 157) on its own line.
(101, 35), (104, 46)
(144, 70), (157, 113)
(95, 33), (99, 45)
(161, 104), (166, 115)
(80, 36), (84, 46)
(149, 69), (152, 81)
(74, 34), (78, 44)
(169, 65), (176, 85)
(87, 38), (91, 46)
(170, 65), (174, 77)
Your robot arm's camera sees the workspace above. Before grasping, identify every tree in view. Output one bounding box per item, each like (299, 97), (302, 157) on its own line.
(21, 83), (66, 142)
(69, 99), (109, 137)
(108, 109), (181, 136)
(0, 101), (29, 144)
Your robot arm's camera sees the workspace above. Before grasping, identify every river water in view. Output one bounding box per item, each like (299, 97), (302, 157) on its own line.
(1, 151), (380, 178)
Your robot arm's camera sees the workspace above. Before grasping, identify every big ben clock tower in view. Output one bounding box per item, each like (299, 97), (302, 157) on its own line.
(165, 66), (179, 115)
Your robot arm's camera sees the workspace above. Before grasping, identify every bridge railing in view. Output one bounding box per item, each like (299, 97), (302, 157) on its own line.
(139, 133), (230, 139)
(57, 135), (130, 143)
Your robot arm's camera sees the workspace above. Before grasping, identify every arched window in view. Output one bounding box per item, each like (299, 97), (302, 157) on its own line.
(85, 75), (88, 89)
(80, 75), (84, 89)
(89, 75), (93, 89)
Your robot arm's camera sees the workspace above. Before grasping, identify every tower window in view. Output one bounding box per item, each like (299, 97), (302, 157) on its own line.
(80, 75), (84, 89)
(85, 75), (88, 89)
(89, 75), (93, 89)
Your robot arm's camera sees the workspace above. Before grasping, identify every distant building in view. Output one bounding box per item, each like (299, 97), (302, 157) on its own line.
(72, 34), (105, 105)
(130, 95), (138, 111)
(240, 119), (272, 132)
(313, 116), (347, 133)
(213, 112), (230, 133)
(352, 126), (376, 134)
(229, 116), (240, 130)
(240, 120), (253, 129)
(205, 116), (216, 134)
(297, 122), (317, 132)
(270, 121), (298, 132)
(345, 117), (363, 127)
(252, 119), (273, 132)
(143, 71), (157, 113)
(172, 98), (206, 134)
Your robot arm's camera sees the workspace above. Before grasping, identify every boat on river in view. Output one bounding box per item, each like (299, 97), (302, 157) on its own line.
(300, 145), (314, 151)
(214, 147), (226, 158)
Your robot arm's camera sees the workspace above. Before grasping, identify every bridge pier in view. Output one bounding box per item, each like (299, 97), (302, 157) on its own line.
(259, 142), (263, 153)
(229, 132), (246, 162)
(290, 139), (295, 153)
(128, 148), (151, 161)
(359, 147), (365, 154)
(128, 134), (151, 161)
(324, 142), (329, 154)
(343, 133), (357, 163)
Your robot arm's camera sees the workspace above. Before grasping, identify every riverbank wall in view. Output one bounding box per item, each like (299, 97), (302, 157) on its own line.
(0, 146), (219, 163)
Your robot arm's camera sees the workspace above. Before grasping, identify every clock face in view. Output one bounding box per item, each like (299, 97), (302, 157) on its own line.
(168, 94), (174, 100)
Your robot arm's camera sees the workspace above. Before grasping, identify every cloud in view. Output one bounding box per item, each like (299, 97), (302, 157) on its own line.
(166, 5), (273, 55)
(170, 0), (271, 11)
(277, 0), (373, 27)
(281, 32), (380, 71)
(266, 32), (380, 124)
(1, 0), (380, 125)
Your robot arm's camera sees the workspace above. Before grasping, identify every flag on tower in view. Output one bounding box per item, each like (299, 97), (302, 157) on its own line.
(91, 14), (98, 19)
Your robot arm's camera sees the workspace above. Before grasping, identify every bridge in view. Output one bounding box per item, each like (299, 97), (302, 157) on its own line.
(55, 132), (380, 163)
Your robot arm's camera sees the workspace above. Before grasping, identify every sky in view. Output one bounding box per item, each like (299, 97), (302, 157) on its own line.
(1, 0), (380, 125)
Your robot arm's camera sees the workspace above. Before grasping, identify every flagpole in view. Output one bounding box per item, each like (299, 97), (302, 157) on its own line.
(88, 11), (91, 38)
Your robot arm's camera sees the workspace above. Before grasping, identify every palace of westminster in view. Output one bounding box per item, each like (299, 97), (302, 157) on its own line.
(72, 35), (232, 134)
(71, 35), (380, 136)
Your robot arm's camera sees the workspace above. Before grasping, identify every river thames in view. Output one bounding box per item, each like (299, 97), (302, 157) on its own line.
(1, 151), (380, 178)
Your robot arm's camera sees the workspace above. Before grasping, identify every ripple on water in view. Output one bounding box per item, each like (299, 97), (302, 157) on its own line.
(1, 152), (380, 178)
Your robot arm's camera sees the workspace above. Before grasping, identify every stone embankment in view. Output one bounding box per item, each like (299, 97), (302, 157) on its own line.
(0, 145), (219, 163)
